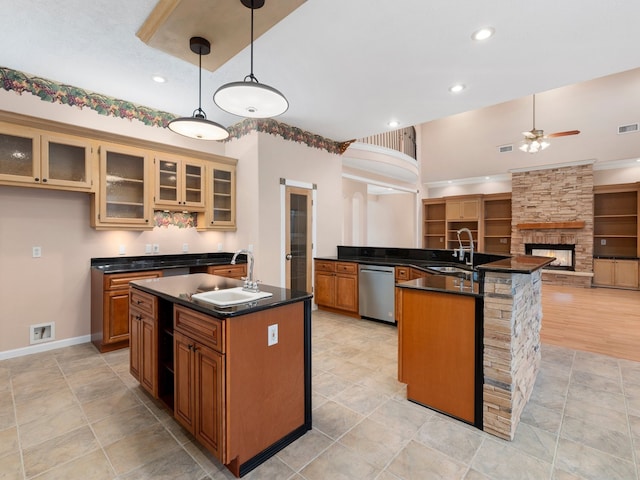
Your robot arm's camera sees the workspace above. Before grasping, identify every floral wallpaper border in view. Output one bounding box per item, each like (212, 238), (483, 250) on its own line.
(0, 66), (353, 155)
(154, 211), (196, 228)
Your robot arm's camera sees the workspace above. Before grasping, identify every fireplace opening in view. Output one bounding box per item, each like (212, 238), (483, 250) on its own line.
(525, 243), (575, 271)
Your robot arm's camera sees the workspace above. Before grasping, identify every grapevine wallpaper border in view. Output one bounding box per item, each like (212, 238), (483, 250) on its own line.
(0, 66), (352, 155)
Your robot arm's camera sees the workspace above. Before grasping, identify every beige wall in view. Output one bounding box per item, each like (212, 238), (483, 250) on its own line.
(367, 193), (416, 247)
(0, 91), (344, 356)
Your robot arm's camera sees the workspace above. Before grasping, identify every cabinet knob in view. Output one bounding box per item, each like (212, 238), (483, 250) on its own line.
(42, 178), (48, 183)
(136, 314), (142, 321)
(34, 177), (39, 182)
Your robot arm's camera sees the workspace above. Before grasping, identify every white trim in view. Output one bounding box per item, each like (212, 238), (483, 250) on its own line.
(509, 158), (596, 174)
(345, 142), (416, 167)
(342, 173), (418, 193)
(0, 335), (92, 361)
(593, 157), (640, 171)
(424, 173), (511, 189)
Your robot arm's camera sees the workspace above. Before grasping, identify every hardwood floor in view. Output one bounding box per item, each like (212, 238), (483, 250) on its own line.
(541, 283), (640, 362)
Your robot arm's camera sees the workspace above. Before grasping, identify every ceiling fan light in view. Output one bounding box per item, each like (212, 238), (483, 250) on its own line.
(168, 115), (230, 140)
(214, 80), (288, 118)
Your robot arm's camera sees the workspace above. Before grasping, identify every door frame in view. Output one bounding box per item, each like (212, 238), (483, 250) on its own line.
(280, 178), (317, 289)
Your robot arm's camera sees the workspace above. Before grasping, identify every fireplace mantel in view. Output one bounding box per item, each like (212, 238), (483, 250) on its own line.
(517, 221), (585, 230)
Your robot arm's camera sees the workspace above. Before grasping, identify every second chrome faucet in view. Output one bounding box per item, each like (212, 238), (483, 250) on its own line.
(231, 249), (260, 292)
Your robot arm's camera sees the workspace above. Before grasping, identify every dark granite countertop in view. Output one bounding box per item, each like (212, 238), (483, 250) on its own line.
(396, 274), (481, 297)
(91, 252), (247, 274)
(130, 273), (312, 318)
(476, 255), (555, 273)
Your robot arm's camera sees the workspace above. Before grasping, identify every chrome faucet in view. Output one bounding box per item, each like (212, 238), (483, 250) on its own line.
(456, 228), (474, 267)
(231, 249), (259, 292)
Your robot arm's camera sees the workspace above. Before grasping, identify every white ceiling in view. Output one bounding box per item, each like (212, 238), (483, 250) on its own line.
(3, 0), (640, 147)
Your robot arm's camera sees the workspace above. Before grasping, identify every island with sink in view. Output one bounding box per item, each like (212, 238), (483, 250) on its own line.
(128, 272), (312, 478)
(315, 245), (554, 441)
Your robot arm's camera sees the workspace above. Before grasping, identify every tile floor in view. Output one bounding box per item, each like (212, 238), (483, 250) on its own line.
(1, 309), (639, 479)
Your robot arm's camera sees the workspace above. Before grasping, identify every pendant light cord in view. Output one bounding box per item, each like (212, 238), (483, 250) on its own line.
(197, 44), (205, 117)
(247, 0), (258, 84)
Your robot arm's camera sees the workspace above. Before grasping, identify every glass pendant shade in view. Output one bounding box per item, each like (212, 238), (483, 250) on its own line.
(214, 78), (288, 118)
(519, 137), (550, 154)
(168, 110), (229, 140)
(168, 36), (229, 141)
(213, 0), (288, 118)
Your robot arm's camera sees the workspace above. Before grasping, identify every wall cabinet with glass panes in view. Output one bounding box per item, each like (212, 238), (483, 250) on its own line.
(0, 122), (94, 191)
(90, 143), (152, 230)
(197, 163), (236, 231)
(153, 155), (205, 211)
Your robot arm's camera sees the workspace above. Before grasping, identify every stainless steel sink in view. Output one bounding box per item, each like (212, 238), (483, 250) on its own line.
(191, 287), (273, 307)
(426, 265), (472, 275)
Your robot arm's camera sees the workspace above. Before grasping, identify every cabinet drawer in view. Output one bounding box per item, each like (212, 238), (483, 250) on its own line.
(174, 305), (224, 353)
(105, 270), (162, 290)
(315, 260), (336, 273)
(336, 262), (357, 274)
(395, 267), (410, 281)
(129, 288), (157, 316)
(208, 264), (246, 279)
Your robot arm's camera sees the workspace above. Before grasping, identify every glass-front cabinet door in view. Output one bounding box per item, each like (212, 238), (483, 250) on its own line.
(0, 123), (40, 184)
(97, 144), (151, 227)
(154, 156), (204, 211)
(41, 133), (93, 190)
(198, 163), (236, 231)
(0, 124), (93, 191)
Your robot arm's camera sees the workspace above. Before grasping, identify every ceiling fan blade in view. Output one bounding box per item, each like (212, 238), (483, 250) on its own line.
(547, 130), (580, 138)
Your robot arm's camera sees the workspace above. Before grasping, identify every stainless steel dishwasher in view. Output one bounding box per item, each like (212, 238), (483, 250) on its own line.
(358, 265), (396, 323)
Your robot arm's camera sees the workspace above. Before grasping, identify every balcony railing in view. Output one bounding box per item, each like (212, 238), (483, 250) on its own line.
(357, 126), (417, 160)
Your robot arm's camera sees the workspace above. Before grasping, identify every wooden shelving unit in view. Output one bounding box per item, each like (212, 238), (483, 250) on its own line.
(482, 194), (512, 255)
(593, 185), (639, 258)
(422, 199), (446, 249)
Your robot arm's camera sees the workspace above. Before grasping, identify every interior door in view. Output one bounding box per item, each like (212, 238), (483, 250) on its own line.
(285, 186), (312, 292)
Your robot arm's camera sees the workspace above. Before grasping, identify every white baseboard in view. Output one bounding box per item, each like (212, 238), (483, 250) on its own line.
(0, 335), (92, 361)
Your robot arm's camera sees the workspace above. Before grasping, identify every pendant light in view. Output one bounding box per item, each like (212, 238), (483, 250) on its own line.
(213, 0), (289, 118)
(168, 37), (229, 140)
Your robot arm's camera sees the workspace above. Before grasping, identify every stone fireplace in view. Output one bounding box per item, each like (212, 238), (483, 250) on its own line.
(525, 243), (575, 270)
(511, 162), (594, 287)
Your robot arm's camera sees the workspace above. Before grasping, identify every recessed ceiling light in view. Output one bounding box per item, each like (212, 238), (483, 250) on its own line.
(471, 27), (495, 41)
(388, 120), (400, 128)
(152, 75), (167, 84)
(447, 180), (453, 184)
(485, 176), (490, 180)
(449, 84), (466, 94)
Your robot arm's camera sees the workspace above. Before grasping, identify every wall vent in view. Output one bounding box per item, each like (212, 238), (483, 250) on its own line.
(498, 144), (513, 153)
(618, 123), (639, 134)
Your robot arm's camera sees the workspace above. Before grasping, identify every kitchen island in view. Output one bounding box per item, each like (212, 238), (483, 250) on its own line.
(397, 254), (554, 440)
(128, 273), (312, 478)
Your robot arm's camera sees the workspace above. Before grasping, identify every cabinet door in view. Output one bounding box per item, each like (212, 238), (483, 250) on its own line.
(41, 133), (93, 190)
(154, 156), (205, 210)
(199, 164), (236, 230)
(194, 342), (224, 460)
(97, 144), (151, 227)
(335, 274), (358, 312)
(140, 314), (158, 396)
(593, 259), (615, 286)
(106, 290), (131, 345)
(614, 260), (639, 288)
(174, 331), (196, 432)
(208, 264), (247, 279)
(129, 309), (142, 382)
(314, 272), (335, 307)
(0, 123), (40, 184)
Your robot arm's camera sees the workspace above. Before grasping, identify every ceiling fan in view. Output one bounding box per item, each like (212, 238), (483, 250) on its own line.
(519, 94), (580, 153)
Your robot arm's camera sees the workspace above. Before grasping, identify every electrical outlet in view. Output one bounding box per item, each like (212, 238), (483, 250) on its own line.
(248, 244), (254, 252)
(145, 244), (152, 254)
(182, 243), (189, 253)
(600, 239), (607, 246)
(268, 324), (278, 346)
(119, 245), (126, 255)
(217, 243), (223, 252)
(32, 246), (42, 258)
(153, 244), (160, 254)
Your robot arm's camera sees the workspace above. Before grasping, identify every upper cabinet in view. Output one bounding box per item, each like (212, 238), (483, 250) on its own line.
(153, 155), (205, 211)
(197, 163), (236, 231)
(446, 198), (480, 220)
(0, 122), (94, 191)
(91, 143), (152, 229)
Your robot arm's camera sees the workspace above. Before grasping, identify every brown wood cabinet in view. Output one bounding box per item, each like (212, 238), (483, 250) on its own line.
(314, 260), (358, 316)
(174, 306), (225, 460)
(593, 258), (639, 289)
(154, 155), (205, 211)
(446, 197), (480, 220)
(482, 193), (512, 255)
(129, 288), (158, 396)
(91, 269), (162, 352)
(208, 264), (247, 279)
(422, 199), (446, 249)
